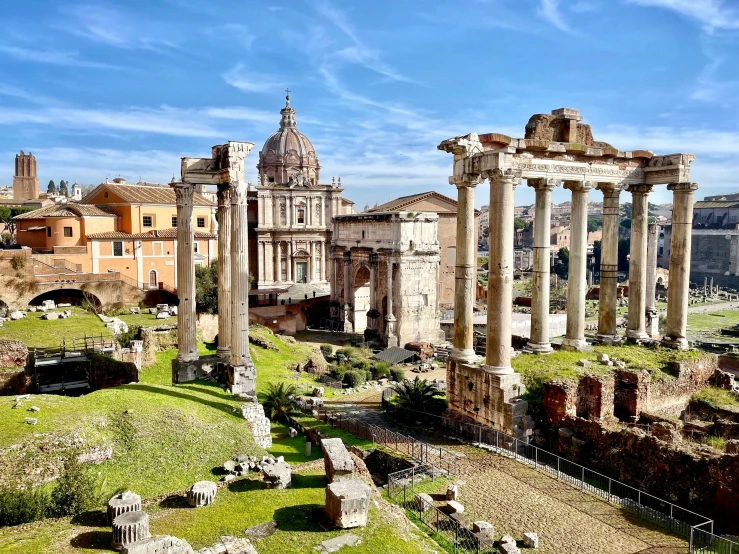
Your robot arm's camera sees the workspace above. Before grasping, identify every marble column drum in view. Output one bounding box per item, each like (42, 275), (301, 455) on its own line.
(663, 183), (698, 349)
(527, 178), (557, 353)
(563, 180), (592, 351)
(112, 511), (150, 551)
(626, 184), (654, 341)
(595, 183), (622, 343)
(216, 184), (232, 358)
(484, 170), (517, 374)
(451, 178), (480, 363)
(172, 182), (198, 363)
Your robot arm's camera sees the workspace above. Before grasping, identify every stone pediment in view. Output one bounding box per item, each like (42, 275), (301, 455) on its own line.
(292, 249), (310, 258)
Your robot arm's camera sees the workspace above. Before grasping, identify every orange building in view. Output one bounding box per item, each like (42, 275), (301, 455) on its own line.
(14, 180), (216, 290)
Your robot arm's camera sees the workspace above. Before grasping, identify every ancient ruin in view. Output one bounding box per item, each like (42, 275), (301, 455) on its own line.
(439, 108), (696, 433)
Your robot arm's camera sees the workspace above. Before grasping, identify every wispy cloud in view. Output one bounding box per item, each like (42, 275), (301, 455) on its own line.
(625, 0), (739, 31)
(205, 24), (256, 51)
(690, 54), (739, 106)
(0, 45), (118, 69)
(537, 0), (573, 33)
(222, 64), (283, 93)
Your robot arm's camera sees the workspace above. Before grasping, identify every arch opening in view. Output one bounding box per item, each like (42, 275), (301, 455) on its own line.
(352, 266), (371, 334)
(28, 289), (101, 311)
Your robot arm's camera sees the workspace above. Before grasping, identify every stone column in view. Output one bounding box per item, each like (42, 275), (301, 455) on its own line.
(228, 179), (256, 395)
(321, 240), (327, 281)
(626, 184), (654, 341)
(663, 183), (698, 349)
(216, 184), (232, 358)
(527, 178), (556, 353)
(386, 257), (398, 346)
(342, 251), (353, 332)
(484, 170), (517, 373)
(595, 183), (622, 343)
(172, 182), (198, 362)
(369, 253), (377, 329)
(275, 241), (282, 282)
(287, 242), (293, 282)
(563, 180), (592, 351)
(451, 176), (480, 363)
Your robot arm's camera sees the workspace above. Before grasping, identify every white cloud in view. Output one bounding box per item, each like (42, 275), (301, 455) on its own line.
(222, 64), (284, 94)
(0, 46), (117, 68)
(625, 0), (739, 31)
(537, 0), (573, 33)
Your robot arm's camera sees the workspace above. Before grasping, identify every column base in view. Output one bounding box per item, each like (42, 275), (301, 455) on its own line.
(661, 336), (689, 350)
(386, 334), (399, 348)
(593, 334), (622, 346)
(450, 347), (480, 364)
(561, 338), (591, 352)
(227, 360), (256, 396)
(480, 364), (515, 376)
(177, 352), (199, 363)
(216, 347), (231, 359)
(626, 329), (650, 342)
(524, 342), (553, 354)
(342, 321), (354, 333)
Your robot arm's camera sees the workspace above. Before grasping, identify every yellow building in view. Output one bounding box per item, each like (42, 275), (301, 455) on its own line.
(14, 180), (216, 291)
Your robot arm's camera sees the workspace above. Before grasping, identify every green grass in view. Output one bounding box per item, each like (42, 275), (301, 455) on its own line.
(701, 435), (726, 451)
(269, 422), (322, 464)
(692, 387), (739, 409)
(0, 308), (110, 348)
(117, 311), (167, 327)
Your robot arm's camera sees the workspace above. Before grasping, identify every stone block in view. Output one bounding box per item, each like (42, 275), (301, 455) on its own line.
(577, 359), (591, 368)
(9, 311), (24, 320)
(325, 479), (370, 529)
(596, 353), (610, 363)
(414, 493), (434, 512)
(312, 387), (325, 397)
(186, 481), (217, 507)
(445, 484), (458, 501)
(24, 417), (37, 425)
(523, 532), (539, 548)
(321, 438), (355, 483)
(42, 312), (59, 320)
(472, 521), (495, 549)
(112, 511), (151, 551)
(289, 427), (298, 438)
(263, 461), (292, 489)
(130, 307), (141, 314)
(121, 535), (194, 554)
(446, 500), (464, 513)
(316, 533), (361, 553)
(500, 543), (521, 554)
(108, 491), (142, 524)
(727, 439), (739, 455)
(156, 312), (170, 319)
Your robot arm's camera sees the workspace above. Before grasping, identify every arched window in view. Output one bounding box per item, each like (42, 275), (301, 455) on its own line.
(149, 270), (158, 288)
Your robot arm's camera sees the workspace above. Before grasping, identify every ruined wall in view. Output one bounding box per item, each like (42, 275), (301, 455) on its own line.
(0, 369), (29, 396)
(0, 339), (28, 368)
(550, 416), (739, 534)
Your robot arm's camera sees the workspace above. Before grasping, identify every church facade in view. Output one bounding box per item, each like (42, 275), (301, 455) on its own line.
(255, 95), (353, 291)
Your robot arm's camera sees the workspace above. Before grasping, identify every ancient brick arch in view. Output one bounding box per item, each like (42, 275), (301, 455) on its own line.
(0, 278), (145, 310)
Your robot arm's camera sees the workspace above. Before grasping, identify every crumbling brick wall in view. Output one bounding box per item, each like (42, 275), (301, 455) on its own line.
(543, 380), (578, 425)
(0, 339), (28, 368)
(577, 374), (615, 420)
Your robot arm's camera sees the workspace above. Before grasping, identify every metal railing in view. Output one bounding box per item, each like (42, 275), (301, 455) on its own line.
(301, 406), (457, 476)
(387, 464), (493, 554)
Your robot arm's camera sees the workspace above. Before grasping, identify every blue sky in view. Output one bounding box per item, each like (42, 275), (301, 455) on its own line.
(0, 0), (738, 208)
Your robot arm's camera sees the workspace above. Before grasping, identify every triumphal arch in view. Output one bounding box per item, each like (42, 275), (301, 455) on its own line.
(439, 108), (696, 436)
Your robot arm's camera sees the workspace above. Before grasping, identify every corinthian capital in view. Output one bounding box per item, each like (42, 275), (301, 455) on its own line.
(216, 183), (232, 207)
(230, 179), (248, 205)
(171, 182), (195, 208)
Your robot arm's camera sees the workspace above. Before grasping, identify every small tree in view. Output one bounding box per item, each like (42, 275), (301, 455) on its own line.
(47, 180), (56, 194)
(195, 258), (218, 314)
(262, 382), (297, 423)
(50, 457), (99, 517)
(514, 217), (527, 230)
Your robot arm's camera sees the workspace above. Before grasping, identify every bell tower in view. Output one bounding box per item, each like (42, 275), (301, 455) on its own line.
(13, 150), (39, 201)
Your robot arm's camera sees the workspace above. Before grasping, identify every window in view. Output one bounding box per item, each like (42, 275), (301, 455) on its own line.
(171, 216), (177, 227)
(193, 242), (199, 253)
(197, 217), (205, 228)
(297, 209), (305, 224)
(142, 216), (153, 227)
(47, 227), (52, 237)
(113, 241), (123, 256)
(63, 227), (73, 237)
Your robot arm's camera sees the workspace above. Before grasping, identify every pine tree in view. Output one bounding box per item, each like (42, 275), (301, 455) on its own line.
(47, 180), (56, 194)
(59, 180), (68, 197)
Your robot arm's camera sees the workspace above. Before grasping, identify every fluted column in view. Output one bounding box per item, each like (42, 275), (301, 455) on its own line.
(342, 251), (353, 332)
(172, 182), (198, 362)
(626, 184), (654, 341)
(596, 183), (622, 343)
(527, 178), (557, 353)
(451, 176), (480, 363)
(229, 178), (256, 395)
(563, 180), (592, 351)
(216, 184), (232, 358)
(275, 241), (282, 282)
(386, 257), (398, 346)
(484, 170), (517, 374)
(663, 183), (698, 349)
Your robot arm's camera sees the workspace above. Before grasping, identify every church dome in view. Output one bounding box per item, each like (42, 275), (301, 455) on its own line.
(258, 93), (320, 186)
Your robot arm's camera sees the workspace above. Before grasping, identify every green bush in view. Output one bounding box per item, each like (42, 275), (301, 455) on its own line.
(117, 324), (141, 349)
(343, 370), (366, 388)
(365, 369), (373, 381)
(330, 362), (353, 381)
(336, 346), (358, 360)
(49, 457), (100, 517)
(320, 344), (333, 358)
(0, 487), (49, 527)
(390, 367), (405, 382)
(373, 361), (391, 379)
(352, 358), (372, 372)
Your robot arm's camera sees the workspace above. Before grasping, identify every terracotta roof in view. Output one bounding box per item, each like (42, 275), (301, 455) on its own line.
(13, 203), (116, 219)
(82, 183), (214, 206)
(87, 229), (216, 240)
(694, 201), (739, 209)
(368, 191), (476, 214)
(341, 197), (355, 205)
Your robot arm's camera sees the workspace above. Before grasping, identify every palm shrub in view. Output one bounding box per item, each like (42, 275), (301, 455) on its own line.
(262, 382), (297, 423)
(390, 377), (446, 420)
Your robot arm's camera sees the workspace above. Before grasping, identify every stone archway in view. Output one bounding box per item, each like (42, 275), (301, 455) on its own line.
(352, 266), (371, 333)
(28, 289), (102, 311)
